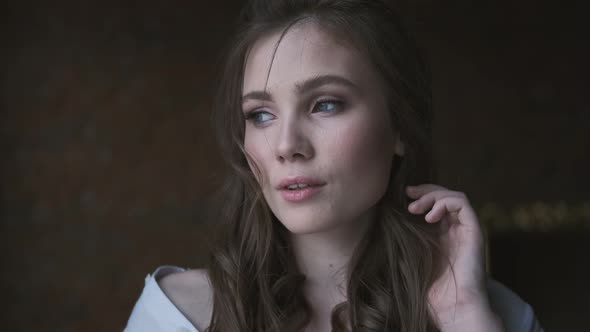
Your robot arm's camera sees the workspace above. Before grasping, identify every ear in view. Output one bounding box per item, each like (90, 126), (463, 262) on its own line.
(394, 133), (405, 156)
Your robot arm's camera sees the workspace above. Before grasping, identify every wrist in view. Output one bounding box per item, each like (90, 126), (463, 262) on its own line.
(436, 301), (504, 332)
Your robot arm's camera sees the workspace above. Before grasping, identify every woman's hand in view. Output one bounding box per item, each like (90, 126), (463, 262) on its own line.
(406, 184), (504, 332)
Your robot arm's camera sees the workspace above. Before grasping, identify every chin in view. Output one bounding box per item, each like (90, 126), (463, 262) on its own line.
(283, 224), (336, 235)
(275, 213), (341, 235)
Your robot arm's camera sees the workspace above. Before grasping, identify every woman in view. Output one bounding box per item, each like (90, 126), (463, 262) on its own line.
(125, 0), (543, 331)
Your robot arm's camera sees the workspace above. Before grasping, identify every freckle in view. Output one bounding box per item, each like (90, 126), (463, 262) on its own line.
(329, 264), (333, 268)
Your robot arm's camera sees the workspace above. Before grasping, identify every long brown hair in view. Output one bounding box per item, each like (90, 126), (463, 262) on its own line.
(207, 0), (442, 331)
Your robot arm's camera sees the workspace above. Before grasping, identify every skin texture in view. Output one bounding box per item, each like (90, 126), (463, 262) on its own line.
(159, 22), (503, 332)
(407, 184), (504, 331)
(242, 22), (404, 236)
(241, 22), (405, 330)
(242, 22), (502, 331)
(159, 269), (212, 331)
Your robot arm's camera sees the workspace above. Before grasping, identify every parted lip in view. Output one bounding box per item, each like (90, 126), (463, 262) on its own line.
(276, 176), (326, 190)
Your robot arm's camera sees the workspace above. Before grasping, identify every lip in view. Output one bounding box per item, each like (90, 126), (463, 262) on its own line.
(276, 176), (326, 190)
(276, 176), (326, 202)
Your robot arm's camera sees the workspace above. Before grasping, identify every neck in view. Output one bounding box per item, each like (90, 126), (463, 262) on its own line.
(290, 208), (376, 306)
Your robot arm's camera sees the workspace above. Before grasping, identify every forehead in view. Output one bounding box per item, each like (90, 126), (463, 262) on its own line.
(242, 22), (374, 94)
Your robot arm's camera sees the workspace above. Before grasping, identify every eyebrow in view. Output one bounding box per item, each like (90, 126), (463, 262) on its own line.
(241, 74), (360, 103)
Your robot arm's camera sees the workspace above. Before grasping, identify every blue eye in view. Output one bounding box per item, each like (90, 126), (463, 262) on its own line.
(313, 100), (343, 114)
(245, 110), (275, 125)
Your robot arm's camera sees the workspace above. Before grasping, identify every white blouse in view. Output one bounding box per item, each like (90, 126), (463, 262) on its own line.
(124, 266), (544, 332)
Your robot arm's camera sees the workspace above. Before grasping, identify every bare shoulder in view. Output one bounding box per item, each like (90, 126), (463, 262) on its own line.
(158, 268), (213, 331)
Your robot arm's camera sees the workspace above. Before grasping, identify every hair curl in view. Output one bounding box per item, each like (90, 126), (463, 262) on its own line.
(207, 0), (443, 331)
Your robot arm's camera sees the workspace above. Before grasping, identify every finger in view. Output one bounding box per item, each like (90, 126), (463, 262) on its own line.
(424, 201), (448, 223)
(425, 197), (479, 228)
(405, 184), (448, 199)
(408, 190), (466, 214)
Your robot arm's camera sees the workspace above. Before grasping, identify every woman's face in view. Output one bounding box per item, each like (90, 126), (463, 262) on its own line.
(242, 22), (404, 235)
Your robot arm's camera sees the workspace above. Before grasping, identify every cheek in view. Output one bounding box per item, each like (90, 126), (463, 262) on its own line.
(244, 130), (270, 183)
(331, 117), (394, 189)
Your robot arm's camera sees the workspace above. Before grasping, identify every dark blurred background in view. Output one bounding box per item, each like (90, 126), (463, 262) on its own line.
(1, 0), (588, 331)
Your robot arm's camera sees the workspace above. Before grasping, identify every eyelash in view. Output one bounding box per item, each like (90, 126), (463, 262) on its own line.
(312, 99), (344, 114)
(244, 99), (344, 126)
(244, 110), (274, 125)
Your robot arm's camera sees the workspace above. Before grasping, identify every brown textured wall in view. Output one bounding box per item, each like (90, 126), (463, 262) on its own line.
(1, 0), (588, 331)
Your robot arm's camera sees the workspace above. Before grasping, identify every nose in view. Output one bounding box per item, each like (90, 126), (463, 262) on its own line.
(274, 117), (314, 162)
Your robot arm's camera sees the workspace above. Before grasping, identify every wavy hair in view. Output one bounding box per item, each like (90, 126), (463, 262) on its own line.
(207, 0), (443, 331)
